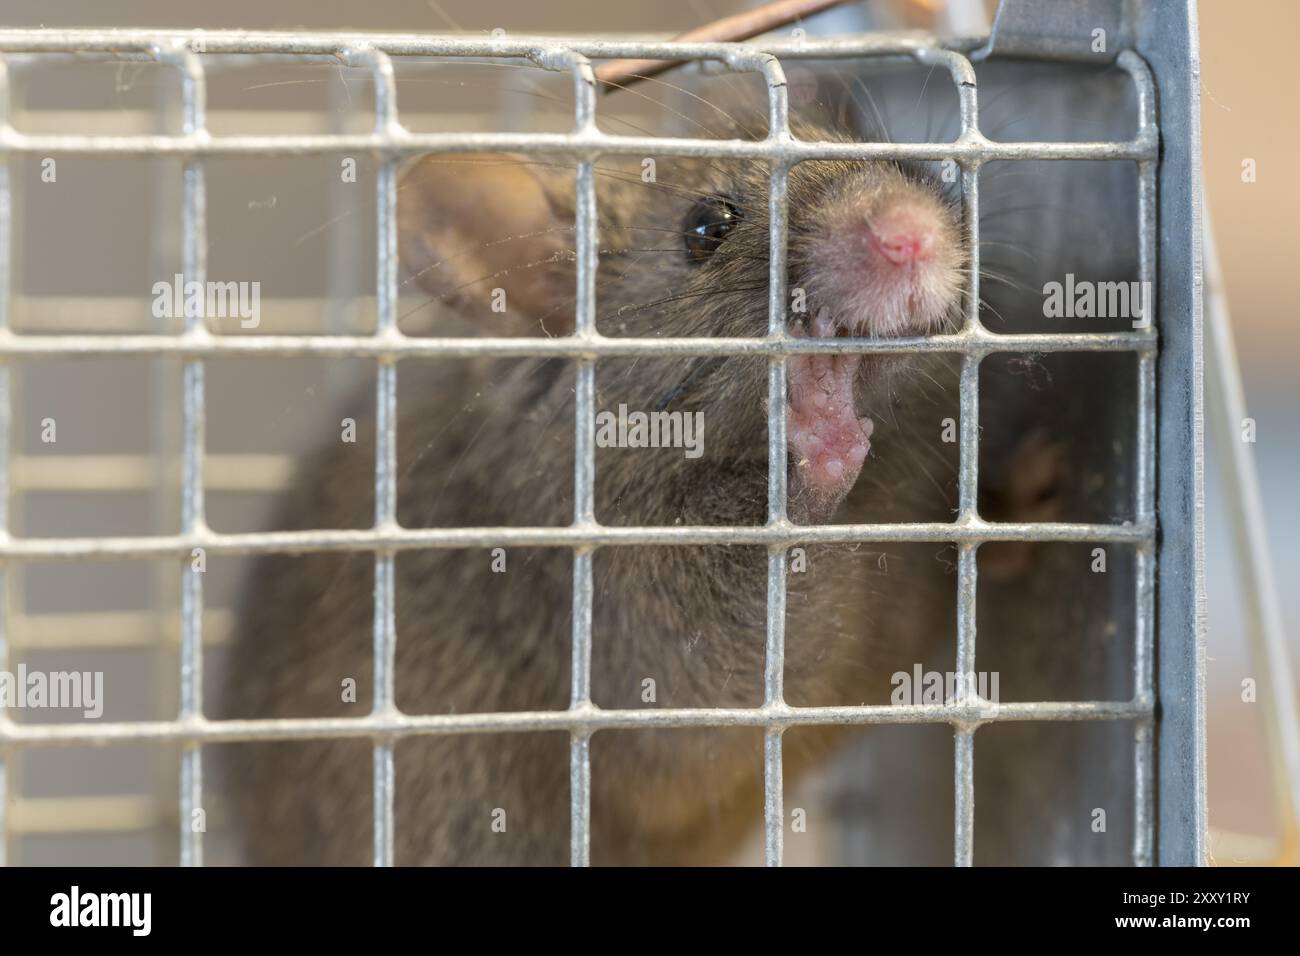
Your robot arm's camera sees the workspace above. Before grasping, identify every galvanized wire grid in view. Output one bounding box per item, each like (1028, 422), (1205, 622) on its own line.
(0, 30), (1159, 867)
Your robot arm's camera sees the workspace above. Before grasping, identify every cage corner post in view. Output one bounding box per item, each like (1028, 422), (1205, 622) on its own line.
(0, 52), (11, 869)
(1134, 0), (1209, 865)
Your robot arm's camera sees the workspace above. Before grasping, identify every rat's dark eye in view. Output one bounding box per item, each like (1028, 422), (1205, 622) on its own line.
(683, 196), (740, 261)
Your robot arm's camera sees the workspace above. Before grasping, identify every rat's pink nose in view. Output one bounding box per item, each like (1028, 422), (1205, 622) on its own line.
(802, 182), (962, 338)
(868, 209), (935, 265)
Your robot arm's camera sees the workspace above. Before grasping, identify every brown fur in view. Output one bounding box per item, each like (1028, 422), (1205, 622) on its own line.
(216, 105), (974, 866)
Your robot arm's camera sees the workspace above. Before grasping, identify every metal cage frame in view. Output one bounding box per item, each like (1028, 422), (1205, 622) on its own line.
(0, 5), (1205, 868)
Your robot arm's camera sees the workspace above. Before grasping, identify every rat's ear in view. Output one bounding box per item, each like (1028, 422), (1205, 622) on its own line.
(397, 153), (576, 333)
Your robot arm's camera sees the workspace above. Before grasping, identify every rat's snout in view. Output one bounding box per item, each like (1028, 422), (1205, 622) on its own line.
(800, 173), (965, 340)
(784, 170), (964, 519)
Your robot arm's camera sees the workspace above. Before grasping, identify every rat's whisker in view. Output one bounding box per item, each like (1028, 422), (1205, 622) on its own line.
(979, 268), (1034, 294)
(598, 73), (758, 141)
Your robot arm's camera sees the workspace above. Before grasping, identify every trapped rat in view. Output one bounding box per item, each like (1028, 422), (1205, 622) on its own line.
(217, 68), (1138, 864)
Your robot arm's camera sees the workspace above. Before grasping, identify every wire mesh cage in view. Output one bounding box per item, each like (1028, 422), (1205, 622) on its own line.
(0, 1), (1207, 867)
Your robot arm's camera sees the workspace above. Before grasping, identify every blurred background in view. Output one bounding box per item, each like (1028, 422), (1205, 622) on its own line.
(0, 0), (1293, 864)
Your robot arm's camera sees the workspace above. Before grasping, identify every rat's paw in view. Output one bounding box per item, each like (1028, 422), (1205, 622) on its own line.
(786, 322), (872, 522)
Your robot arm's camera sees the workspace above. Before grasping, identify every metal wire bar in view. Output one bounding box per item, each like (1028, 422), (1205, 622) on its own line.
(1117, 45), (1160, 868)
(2, 698), (1152, 747)
(0, 29), (966, 58)
(145, 60), (190, 872)
(0, 134), (1155, 163)
(0, 328), (1158, 358)
(763, 726), (783, 864)
(342, 42), (402, 871)
(0, 29), (1165, 868)
(0, 519), (1155, 561)
(954, 729), (975, 864)
(552, 46), (600, 870)
(1130, 48), (1160, 863)
(953, 164), (981, 869)
(151, 42), (209, 870)
(953, 541), (979, 865)
(760, 49), (792, 868)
